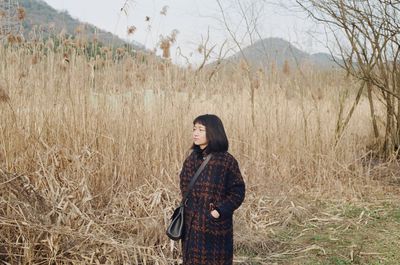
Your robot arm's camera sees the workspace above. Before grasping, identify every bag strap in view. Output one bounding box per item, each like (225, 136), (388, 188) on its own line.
(181, 154), (212, 205)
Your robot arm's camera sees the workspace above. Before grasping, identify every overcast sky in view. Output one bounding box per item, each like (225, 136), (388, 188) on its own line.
(42, 0), (328, 65)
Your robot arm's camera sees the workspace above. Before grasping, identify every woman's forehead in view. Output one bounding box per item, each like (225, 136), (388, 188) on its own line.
(193, 123), (206, 128)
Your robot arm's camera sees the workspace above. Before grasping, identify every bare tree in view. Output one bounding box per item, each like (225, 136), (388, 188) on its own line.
(193, 27), (232, 83)
(297, 0), (400, 157)
(215, 0), (267, 126)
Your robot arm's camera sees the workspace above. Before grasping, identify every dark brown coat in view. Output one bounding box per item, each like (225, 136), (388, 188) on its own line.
(179, 149), (245, 265)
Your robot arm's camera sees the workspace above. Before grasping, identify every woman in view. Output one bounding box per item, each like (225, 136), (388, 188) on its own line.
(179, 114), (246, 265)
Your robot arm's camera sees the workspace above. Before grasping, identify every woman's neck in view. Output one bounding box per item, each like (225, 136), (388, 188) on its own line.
(200, 144), (207, 150)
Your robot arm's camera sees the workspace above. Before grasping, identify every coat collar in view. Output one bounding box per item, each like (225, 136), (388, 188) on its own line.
(193, 146), (210, 160)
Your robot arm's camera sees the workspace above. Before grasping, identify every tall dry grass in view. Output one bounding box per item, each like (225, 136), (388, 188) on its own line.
(0, 39), (388, 264)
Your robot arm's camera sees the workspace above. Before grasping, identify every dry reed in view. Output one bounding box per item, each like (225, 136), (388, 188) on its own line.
(0, 86), (9, 103)
(17, 7), (26, 20)
(127, 25), (136, 35)
(0, 36), (392, 264)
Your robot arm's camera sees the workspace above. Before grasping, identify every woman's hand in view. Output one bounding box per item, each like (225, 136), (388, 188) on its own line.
(210, 209), (220, 219)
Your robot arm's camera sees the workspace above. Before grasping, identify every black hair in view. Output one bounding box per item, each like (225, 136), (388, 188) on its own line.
(191, 114), (229, 153)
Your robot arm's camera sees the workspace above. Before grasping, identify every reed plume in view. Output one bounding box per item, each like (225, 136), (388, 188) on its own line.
(0, 82), (9, 103)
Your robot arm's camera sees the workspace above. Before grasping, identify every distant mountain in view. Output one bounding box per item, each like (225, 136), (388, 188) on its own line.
(18, 0), (144, 49)
(229, 37), (337, 69)
(309, 52), (339, 68)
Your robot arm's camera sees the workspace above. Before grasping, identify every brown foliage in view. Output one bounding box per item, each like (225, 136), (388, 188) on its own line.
(0, 85), (10, 103)
(17, 7), (26, 20)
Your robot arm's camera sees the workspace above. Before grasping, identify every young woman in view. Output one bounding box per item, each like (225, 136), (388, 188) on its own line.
(179, 114), (246, 265)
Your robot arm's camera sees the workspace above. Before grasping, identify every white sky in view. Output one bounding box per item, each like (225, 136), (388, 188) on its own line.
(42, 0), (329, 66)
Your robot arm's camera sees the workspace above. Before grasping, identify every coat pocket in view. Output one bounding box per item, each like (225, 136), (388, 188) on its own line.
(208, 202), (221, 218)
(206, 210), (231, 235)
(207, 210), (221, 222)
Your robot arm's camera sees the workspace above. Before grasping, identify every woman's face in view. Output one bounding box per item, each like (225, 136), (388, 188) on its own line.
(193, 123), (208, 149)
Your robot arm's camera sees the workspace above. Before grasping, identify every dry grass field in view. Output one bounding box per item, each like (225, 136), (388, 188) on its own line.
(1, 39), (400, 264)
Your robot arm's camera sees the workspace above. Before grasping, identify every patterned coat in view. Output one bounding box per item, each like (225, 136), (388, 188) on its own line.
(179, 149), (246, 265)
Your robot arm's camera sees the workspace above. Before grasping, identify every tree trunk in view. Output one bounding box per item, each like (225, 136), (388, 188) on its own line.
(367, 82), (379, 138)
(335, 81), (365, 145)
(384, 94), (394, 157)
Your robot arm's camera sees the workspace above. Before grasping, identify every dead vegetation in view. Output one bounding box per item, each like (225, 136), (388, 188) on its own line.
(0, 36), (399, 264)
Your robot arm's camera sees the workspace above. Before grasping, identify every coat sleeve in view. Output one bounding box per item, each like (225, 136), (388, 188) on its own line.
(215, 157), (245, 219)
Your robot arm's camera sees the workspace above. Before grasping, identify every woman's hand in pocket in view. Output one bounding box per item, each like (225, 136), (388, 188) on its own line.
(210, 209), (220, 219)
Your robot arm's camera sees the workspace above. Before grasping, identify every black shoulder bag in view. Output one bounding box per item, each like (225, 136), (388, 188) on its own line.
(166, 154), (212, 241)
